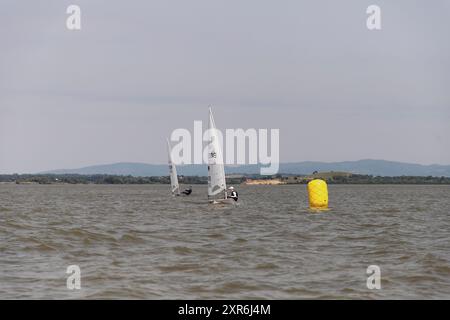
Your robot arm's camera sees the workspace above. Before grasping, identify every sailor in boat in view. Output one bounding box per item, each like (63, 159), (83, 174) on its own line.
(227, 186), (238, 201)
(182, 186), (193, 196)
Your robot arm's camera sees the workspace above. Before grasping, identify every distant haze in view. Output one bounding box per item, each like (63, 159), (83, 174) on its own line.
(1, 1), (449, 174)
(41, 160), (450, 177)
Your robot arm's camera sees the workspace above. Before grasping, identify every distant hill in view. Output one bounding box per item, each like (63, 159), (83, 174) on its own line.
(40, 159), (450, 177)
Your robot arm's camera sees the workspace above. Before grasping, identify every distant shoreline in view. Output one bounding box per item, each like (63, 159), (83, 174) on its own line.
(1, 173), (450, 185)
(36, 160), (450, 178)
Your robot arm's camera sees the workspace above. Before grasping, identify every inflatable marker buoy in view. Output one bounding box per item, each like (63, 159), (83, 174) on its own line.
(307, 179), (328, 209)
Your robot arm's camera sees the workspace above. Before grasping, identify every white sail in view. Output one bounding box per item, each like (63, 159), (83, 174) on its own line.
(207, 107), (227, 199)
(166, 139), (180, 196)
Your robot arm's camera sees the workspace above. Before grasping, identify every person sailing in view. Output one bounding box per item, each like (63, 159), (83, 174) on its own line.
(227, 186), (238, 201)
(182, 186), (192, 196)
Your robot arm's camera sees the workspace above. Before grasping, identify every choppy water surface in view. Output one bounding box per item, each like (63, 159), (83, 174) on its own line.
(0, 184), (449, 299)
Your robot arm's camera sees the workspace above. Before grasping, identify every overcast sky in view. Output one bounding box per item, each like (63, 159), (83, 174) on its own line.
(1, 0), (449, 173)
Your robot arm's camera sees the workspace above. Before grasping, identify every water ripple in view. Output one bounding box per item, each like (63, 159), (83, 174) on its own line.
(0, 184), (449, 299)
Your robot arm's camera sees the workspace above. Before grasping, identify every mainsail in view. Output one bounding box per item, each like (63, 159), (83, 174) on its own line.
(207, 107), (227, 200)
(166, 138), (180, 196)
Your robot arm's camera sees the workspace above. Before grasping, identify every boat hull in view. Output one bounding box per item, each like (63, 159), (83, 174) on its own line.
(209, 198), (237, 205)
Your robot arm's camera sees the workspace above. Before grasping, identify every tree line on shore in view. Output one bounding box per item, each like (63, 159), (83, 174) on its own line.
(1, 174), (450, 185)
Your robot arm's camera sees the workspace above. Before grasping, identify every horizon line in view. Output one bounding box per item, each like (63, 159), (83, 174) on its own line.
(1, 158), (449, 175)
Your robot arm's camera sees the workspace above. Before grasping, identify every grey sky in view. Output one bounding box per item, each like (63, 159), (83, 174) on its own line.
(1, 0), (449, 173)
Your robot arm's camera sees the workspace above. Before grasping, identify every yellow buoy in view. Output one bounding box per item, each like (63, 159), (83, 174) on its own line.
(307, 179), (328, 209)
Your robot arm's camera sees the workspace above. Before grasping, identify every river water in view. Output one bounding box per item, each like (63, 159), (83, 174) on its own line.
(0, 184), (449, 299)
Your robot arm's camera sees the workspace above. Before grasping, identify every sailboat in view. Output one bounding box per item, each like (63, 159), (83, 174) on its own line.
(207, 107), (233, 204)
(166, 138), (180, 196)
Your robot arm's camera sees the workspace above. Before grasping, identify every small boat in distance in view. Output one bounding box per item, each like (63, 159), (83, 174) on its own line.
(207, 107), (235, 204)
(166, 138), (180, 196)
